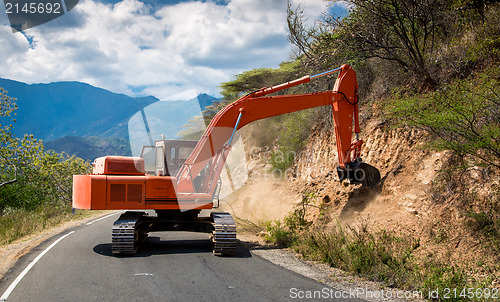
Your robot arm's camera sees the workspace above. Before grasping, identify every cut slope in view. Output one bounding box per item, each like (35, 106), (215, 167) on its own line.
(220, 114), (499, 283)
(290, 118), (500, 277)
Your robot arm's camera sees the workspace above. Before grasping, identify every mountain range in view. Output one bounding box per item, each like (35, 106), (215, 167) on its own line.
(0, 78), (219, 160)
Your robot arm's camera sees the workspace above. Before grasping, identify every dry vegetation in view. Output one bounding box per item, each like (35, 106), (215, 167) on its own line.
(220, 1), (500, 300)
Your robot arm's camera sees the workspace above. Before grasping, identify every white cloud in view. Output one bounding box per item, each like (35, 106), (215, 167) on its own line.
(290, 0), (330, 19)
(0, 0), (330, 99)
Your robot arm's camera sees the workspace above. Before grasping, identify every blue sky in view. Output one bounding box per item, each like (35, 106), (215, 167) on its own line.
(0, 0), (347, 99)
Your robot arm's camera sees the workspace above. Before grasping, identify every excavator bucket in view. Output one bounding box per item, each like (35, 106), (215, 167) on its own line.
(337, 161), (381, 187)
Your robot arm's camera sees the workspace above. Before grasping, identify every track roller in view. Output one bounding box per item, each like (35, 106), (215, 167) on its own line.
(112, 211), (149, 255)
(210, 212), (237, 256)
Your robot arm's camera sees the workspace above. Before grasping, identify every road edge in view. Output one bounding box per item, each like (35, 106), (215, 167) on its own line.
(0, 211), (118, 281)
(239, 235), (426, 302)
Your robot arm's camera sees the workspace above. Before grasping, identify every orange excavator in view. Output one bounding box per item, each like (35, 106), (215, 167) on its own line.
(72, 64), (380, 256)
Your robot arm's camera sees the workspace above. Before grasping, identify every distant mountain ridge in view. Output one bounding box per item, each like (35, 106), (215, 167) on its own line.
(0, 78), (220, 159)
(44, 136), (132, 161)
(0, 78), (158, 141)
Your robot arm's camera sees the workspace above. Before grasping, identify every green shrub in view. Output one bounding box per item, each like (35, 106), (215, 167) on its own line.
(389, 70), (500, 168)
(270, 110), (317, 170)
(264, 220), (296, 247)
(292, 221), (493, 301)
(265, 191), (313, 246)
(0, 88), (92, 244)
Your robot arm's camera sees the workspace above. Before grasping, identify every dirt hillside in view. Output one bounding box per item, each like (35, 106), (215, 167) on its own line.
(220, 115), (500, 286)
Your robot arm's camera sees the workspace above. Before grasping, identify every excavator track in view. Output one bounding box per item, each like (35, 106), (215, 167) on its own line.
(112, 212), (148, 255)
(211, 212), (237, 256)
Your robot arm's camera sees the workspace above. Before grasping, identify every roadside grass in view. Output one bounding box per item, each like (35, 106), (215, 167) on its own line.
(233, 216), (263, 234)
(0, 204), (97, 246)
(264, 191), (312, 247)
(264, 196), (497, 301)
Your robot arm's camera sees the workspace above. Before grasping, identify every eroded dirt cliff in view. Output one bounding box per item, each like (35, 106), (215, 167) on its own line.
(222, 113), (499, 284)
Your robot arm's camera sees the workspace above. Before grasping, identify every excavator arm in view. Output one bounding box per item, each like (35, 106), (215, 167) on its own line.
(73, 64), (380, 212)
(176, 64), (380, 194)
(72, 64), (381, 256)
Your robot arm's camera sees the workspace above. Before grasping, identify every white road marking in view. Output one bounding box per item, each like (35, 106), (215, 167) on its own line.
(0, 231), (75, 302)
(86, 211), (122, 225)
(134, 273), (153, 276)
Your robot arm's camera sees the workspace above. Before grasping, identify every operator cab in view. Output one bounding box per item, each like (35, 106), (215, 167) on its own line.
(140, 139), (197, 176)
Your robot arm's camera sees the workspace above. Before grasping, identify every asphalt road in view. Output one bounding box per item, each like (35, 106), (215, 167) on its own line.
(0, 212), (365, 302)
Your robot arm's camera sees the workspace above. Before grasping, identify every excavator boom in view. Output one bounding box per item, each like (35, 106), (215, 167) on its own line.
(176, 64), (377, 193)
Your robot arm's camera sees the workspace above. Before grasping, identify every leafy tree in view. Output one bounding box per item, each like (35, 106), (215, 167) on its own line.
(35, 151), (91, 206)
(0, 89), (43, 184)
(1, 89), (43, 212)
(331, 0), (445, 87)
(0, 88), (91, 214)
(286, 2), (348, 75)
(286, 2), (321, 61)
(390, 70), (500, 168)
(219, 60), (302, 100)
(288, 0), (499, 91)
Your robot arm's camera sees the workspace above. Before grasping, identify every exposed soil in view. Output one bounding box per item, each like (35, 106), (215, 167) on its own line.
(220, 115), (500, 288)
(291, 118), (499, 282)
